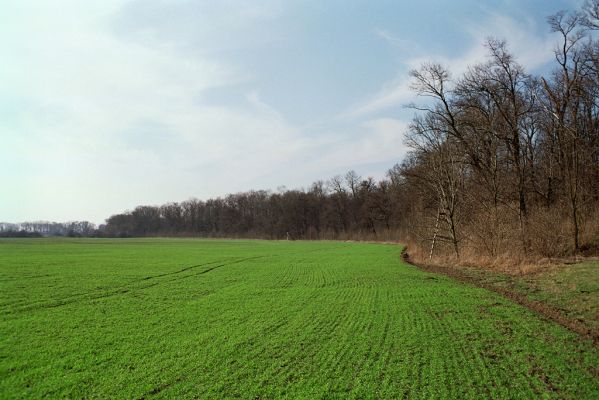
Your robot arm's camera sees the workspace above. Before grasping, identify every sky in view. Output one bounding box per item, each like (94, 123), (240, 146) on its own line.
(1, 0), (580, 224)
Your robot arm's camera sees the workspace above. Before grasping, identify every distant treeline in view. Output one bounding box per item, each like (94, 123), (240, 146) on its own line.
(104, 3), (599, 263)
(0, 222), (97, 237)
(0, 230), (42, 238)
(103, 171), (408, 241)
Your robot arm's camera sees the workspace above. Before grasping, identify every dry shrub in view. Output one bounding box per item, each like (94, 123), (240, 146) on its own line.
(580, 207), (599, 253)
(404, 201), (599, 274)
(526, 206), (574, 257)
(462, 204), (521, 259)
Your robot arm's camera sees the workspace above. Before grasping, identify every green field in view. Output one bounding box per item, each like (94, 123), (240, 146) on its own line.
(1, 239), (598, 399)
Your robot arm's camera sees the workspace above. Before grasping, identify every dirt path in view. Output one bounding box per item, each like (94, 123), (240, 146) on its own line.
(401, 249), (599, 347)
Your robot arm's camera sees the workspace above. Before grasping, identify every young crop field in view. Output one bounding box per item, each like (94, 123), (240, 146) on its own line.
(1, 239), (598, 399)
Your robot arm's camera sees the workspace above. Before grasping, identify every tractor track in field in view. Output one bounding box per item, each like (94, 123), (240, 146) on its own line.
(1, 256), (267, 315)
(137, 375), (187, 400)
(401, 249), (599, 348)
(0, 260), (225, 314)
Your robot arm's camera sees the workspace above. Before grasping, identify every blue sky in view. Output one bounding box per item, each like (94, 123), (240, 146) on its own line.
(1, 0), (579, 224)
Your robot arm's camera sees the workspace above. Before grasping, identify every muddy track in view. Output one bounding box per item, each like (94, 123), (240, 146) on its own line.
(401, 249), (599, 347)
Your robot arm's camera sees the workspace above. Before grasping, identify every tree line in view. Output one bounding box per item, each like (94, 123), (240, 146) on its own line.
(102, 171), (409, 241)
(0, 221), (97, 237)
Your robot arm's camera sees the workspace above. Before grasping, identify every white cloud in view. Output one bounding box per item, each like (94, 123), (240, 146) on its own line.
(112, 0), (286, 55)
(0, 1), (297, 222)
(295, 118), (409, 177)
(339, 74), (413, 120)
(463, 11), (557, 71)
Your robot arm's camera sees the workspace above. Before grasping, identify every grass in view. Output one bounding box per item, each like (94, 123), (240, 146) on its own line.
(1, 238), (598, 399)
(456, 260), (599, 334)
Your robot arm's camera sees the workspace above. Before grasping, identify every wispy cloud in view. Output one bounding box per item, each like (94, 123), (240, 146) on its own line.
(463, 11), (558, 71)
(0, 0), (292, 222)
(374, 28), (420, 53)
(112, 0), (286, 55)
(342, 10), (558, 120)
